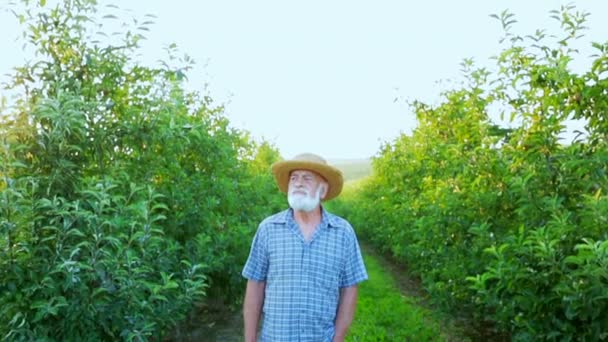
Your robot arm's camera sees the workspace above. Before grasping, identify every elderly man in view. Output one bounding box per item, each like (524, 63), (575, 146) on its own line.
(242, 153), (368, 342)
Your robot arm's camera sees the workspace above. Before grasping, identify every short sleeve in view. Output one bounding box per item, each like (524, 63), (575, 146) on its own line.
(339, 229), (368, 288)
(242, 223), (269, 281)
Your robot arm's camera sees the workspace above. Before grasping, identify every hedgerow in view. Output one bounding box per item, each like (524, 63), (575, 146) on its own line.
(0, 0), (283, 340)
(332, 6), (608, 341)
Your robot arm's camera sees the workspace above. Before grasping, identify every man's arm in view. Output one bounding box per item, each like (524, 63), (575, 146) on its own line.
(333, 285), (358, 342)
(243, 279), (266, 342)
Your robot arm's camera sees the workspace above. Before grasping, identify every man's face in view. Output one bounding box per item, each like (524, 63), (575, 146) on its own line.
(287, 170), (327, 212)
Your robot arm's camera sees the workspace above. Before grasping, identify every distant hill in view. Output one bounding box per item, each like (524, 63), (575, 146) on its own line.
(328, 158), (372, 182)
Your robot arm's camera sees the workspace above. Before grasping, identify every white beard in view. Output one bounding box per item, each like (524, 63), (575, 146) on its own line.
(288, 186), (323, 212)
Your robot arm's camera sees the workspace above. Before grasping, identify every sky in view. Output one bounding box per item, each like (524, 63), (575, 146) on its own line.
(1, 0), (607, 160)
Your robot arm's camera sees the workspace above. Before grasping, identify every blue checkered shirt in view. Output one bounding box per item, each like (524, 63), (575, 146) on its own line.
(242, 208), (368, 342)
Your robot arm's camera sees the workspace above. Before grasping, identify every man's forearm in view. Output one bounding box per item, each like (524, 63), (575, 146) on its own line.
(333, 285), (358, 342)
(243, 280), (266, 342)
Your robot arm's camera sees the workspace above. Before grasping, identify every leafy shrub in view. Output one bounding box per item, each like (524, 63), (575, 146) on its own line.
(332, 5), (608, 340)
(0, 0), (283, 339)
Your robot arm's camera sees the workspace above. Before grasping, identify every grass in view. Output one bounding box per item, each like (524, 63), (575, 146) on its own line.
(347, 248), (447, 342)
(169, 244), (465, 342)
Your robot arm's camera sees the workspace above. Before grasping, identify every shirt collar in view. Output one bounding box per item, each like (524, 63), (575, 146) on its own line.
(271, 207), (340, 228)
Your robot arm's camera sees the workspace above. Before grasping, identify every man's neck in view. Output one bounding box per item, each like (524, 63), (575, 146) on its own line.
(293, 206), (322, 241)
(293, 206), (322, 226)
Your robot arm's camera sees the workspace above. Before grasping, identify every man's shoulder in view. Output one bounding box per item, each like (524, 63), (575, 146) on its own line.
(259, 209), (290, 227)
(324, 210), (354, 232)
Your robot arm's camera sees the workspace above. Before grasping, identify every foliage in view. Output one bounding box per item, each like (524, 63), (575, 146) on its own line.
(0, 0), (283, 339)
(332, 5), (608, 341)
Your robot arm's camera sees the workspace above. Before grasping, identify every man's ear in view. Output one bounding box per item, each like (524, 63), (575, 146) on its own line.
(320, 183), (328, 199)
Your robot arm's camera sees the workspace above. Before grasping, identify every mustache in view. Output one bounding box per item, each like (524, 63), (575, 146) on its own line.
(289, 188), (309, 196)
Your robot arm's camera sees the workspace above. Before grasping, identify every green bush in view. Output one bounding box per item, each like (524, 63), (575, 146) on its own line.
(332, 6), (608, 340)
(0, 0), (283, 339)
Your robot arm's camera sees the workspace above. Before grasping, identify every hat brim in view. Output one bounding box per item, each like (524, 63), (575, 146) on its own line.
(271, 160), (343, 201)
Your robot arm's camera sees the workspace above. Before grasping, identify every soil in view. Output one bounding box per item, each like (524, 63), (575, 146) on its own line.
(164, 299), (243, 342)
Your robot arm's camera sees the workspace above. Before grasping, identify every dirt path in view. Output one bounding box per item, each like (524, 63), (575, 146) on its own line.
(165, 300), (243, 341)
(166, 242), (492, 341)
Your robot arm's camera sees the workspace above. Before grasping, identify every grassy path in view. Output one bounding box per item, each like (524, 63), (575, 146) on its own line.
(168, 244), (468, 341)
(346, 244), (463, 341)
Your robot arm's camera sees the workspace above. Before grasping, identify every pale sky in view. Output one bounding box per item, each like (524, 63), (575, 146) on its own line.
(1, 1), (607, 159)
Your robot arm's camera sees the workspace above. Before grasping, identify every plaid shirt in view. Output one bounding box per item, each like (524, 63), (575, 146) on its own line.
(242, 208), (368, 342)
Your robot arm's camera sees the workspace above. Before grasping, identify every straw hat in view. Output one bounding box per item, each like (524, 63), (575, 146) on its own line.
(271, 153), (344, 201)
